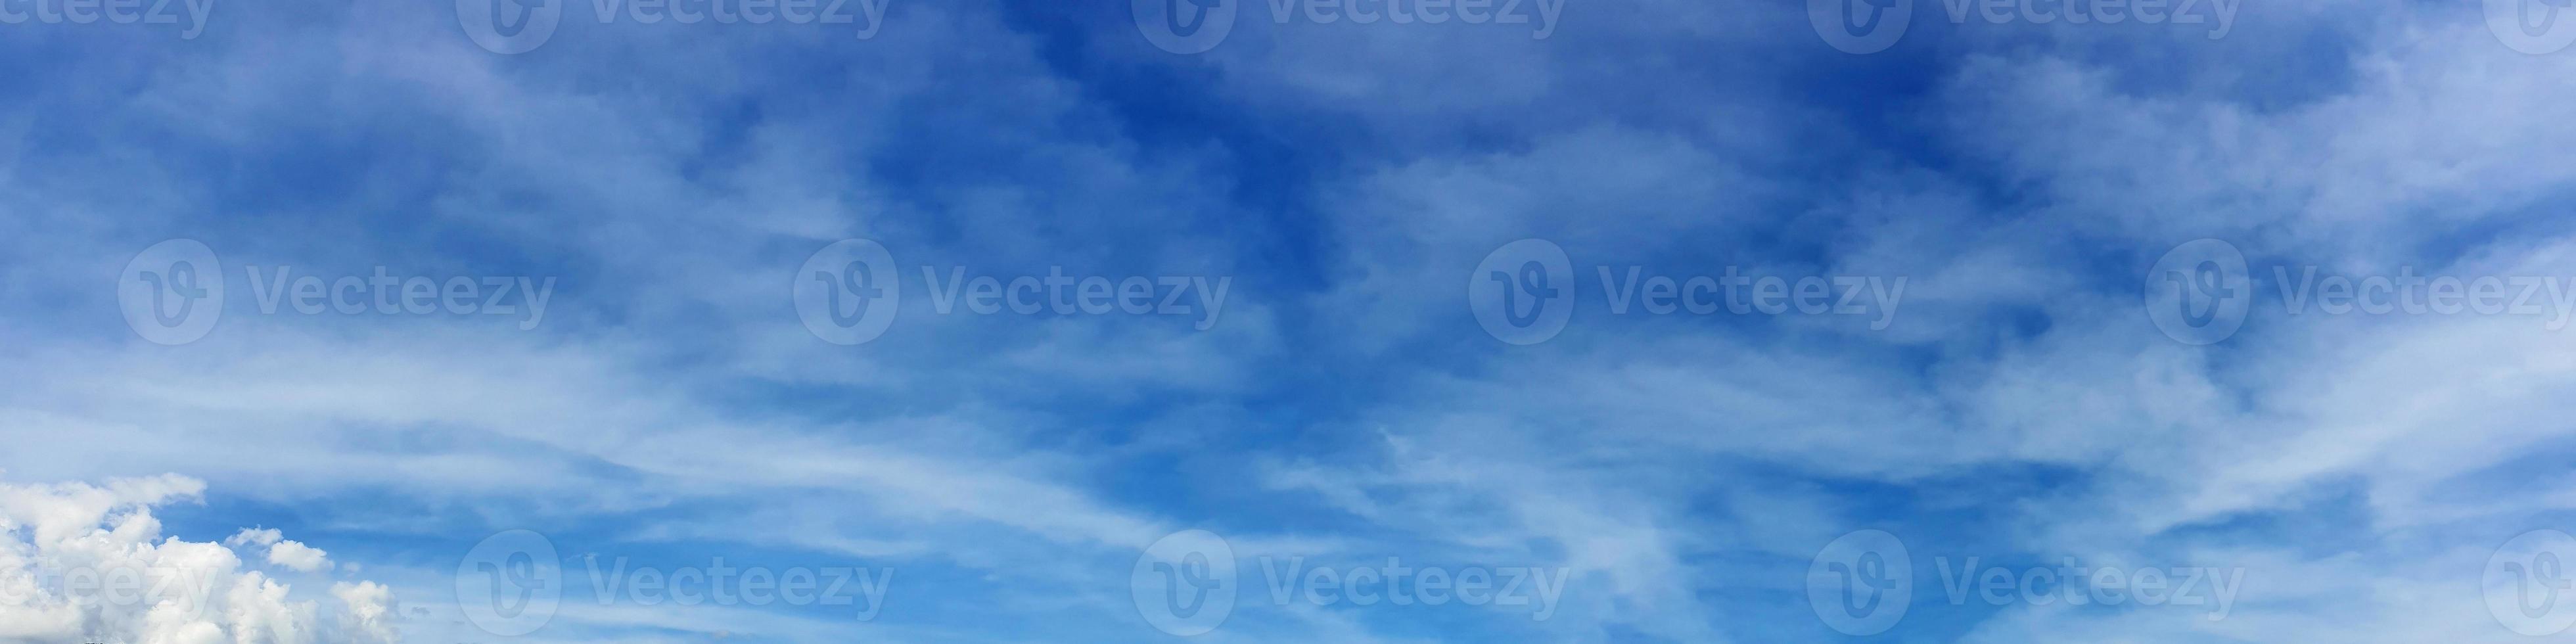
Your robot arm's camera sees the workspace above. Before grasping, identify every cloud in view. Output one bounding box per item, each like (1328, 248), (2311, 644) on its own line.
(2, 0), (2573, 641)
(0, 474), (394, 643)
(226, 528), (282, 547)
(331, 581), (400, 644)
(227, 528), (334, 573)
(266, 541), (334, 574)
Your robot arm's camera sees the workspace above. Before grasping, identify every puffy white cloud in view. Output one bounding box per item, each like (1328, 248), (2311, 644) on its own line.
(0, 474), (396, 643)
(330, 582), (398, 644)
(265, 541), (333, 574)
(225, 528), (333, 573)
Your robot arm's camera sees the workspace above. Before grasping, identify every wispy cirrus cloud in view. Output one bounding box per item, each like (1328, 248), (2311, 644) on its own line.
(3, 0), (2575, 641)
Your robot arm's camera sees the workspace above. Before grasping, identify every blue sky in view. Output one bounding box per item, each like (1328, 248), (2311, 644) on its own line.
(5, 0), (2576, 641)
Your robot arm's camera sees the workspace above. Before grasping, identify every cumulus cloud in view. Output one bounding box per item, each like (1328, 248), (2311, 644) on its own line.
(331, 582), (398, 644)
(0, 474), (396, 643)
(265, 541), (333, 574)
(225, 527), (333, 573)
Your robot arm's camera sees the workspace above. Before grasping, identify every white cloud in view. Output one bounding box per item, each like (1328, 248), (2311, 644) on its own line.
(0, 474), (396, 643)
(225, 527), (334, 573)
(266, 541), (333, 574)
(331, 581), (399, 644)
(227, 528), (283, 547)
(0, 1), (2567, 641)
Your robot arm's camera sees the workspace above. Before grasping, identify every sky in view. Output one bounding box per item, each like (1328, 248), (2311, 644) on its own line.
(4, 0), (2576, 641)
